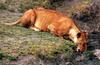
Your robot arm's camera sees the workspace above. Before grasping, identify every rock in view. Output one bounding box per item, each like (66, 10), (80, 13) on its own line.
(65, 62), (73, 65)
(75, 55), (86, 62)
(94, 49), (100, 60)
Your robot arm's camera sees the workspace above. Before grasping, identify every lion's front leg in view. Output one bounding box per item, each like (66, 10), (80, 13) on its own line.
(29, 26), (40, 31)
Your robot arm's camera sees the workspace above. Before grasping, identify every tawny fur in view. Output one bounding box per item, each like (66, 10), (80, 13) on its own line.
(5, 7), (88, 52)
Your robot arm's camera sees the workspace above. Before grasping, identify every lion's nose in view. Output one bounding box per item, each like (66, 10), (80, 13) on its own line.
(77, 48), (85, 53)
(77, 48), (81, 52)
(76, 47), (83, 52)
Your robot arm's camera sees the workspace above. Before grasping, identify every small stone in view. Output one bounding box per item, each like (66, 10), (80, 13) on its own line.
(75, 55), (86, 62)
(65, 62), (73, 65)
(94, 49), (100, 60)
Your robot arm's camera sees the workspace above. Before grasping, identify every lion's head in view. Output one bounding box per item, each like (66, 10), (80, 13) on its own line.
(76, 32), (88, 52)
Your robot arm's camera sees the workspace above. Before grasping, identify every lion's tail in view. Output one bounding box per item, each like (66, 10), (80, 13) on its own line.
(5, 19), (20, 26)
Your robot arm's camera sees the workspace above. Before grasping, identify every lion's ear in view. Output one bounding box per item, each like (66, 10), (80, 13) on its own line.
(82, 30), (88, 36)
(83, 32), (88, 36)
(77, 33), (81, 38)
(83, 32), (88, 39)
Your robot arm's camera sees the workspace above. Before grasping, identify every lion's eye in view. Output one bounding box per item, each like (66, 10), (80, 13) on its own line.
(77, 33), (81, 38)
(83, 43), (86, 47)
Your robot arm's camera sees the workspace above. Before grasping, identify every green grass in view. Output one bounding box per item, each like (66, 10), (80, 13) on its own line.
(0, 51), (17, 61)
(0, 3), (7, 10)
(0, 51), (4, 59)
(19, 0), (52, 12)
(0, 23), (75, 61)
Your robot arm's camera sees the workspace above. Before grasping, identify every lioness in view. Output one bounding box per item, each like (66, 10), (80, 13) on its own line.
(5, 7), (88, 52)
